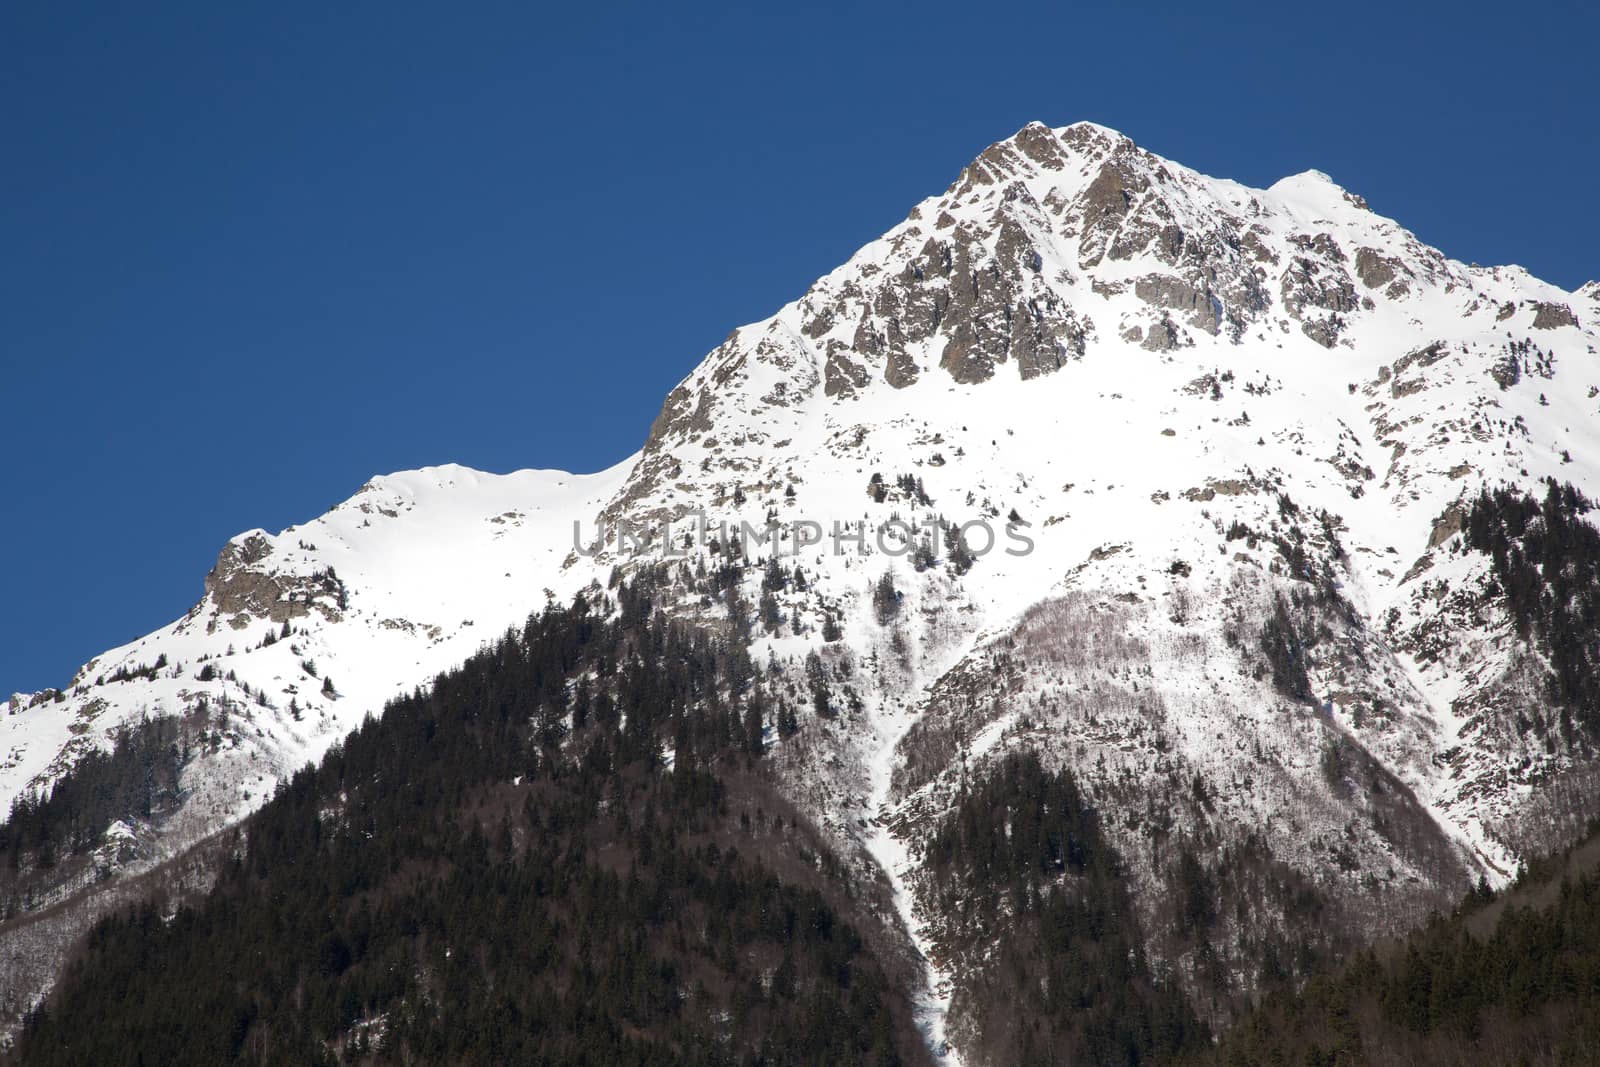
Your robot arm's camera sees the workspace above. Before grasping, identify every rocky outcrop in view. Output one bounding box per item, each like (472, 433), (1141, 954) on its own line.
(1532, 301), (1578, 329)
(824, 340), (871, 395)
(644, 372), (717, 450)
(1280, 242), (1357, 348)
(1141, 313), (1187, 352)
(1429, 502), (1467, 548)
(936, 228), (1018, 384)
(1013, 296), (1087, 379)
(203, 536), (345, 626)
(1355, 247), (1411, 298)
(1076, 156), (1150, 268)
(1135, 273), (1221, 334)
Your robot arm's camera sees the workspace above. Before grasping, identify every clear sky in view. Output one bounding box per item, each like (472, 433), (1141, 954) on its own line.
(3, 0), (1595, 695)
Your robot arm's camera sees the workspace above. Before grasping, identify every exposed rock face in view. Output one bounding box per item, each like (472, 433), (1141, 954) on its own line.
(1141, 313), (1187, 352)
(824, 340), (871, 395)
(1135, 273), (1221, 334)
(1279, 236), (1358, 348)
(1532, 301), (1578, 329)
(1076, 156), (1149, 268)
(1013, 293), (1088, 379)
(203, 534), (345, 626)
(1429, 502), (1467, 548)
(935, 228), (1016, 384)
(1355, 246), (1413, 298)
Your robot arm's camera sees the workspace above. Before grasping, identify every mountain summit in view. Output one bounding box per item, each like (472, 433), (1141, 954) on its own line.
(4, 123), (1597, 1058)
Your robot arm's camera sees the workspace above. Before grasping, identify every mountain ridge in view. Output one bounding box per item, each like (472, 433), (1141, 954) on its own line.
(4, 120), (1598, 1060)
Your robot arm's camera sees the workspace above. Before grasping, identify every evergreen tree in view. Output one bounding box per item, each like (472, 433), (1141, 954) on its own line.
(872, 571), (899, 625)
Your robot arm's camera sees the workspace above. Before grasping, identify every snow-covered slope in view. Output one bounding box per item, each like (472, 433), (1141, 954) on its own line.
(584, 120), (1600, 1047)
(4, 460), (633, 852)
(5, 120), (1598, 1057)
(614, 121), (1599, 823)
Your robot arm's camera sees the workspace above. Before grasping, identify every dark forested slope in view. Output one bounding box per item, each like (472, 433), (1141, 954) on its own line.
(1197, 820), (1600, 1066)
(923, 752), (1209, 1065)
(14, 576), (924, 1066)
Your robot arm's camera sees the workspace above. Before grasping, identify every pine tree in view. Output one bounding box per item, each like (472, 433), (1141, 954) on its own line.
(777, 702), (799, 739)
(744, 697), (765, 756)
(871, 572), (899, 625)
(947, 521), (975, 574)
(820, 612), (842, 642)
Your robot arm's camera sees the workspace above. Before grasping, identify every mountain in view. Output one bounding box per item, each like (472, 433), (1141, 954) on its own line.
(4, 121), (1598, 1061)
(0, 463), (631, 1028)
(1199, 818), (1600, 1065)
(3, 462), (630, 842)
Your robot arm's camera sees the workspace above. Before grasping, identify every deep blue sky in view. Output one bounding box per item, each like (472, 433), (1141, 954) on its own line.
(4, 1), (1595, 694)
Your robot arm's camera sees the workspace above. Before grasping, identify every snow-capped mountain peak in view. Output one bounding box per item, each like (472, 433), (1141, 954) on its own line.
(6, 121), (1599, 1054)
